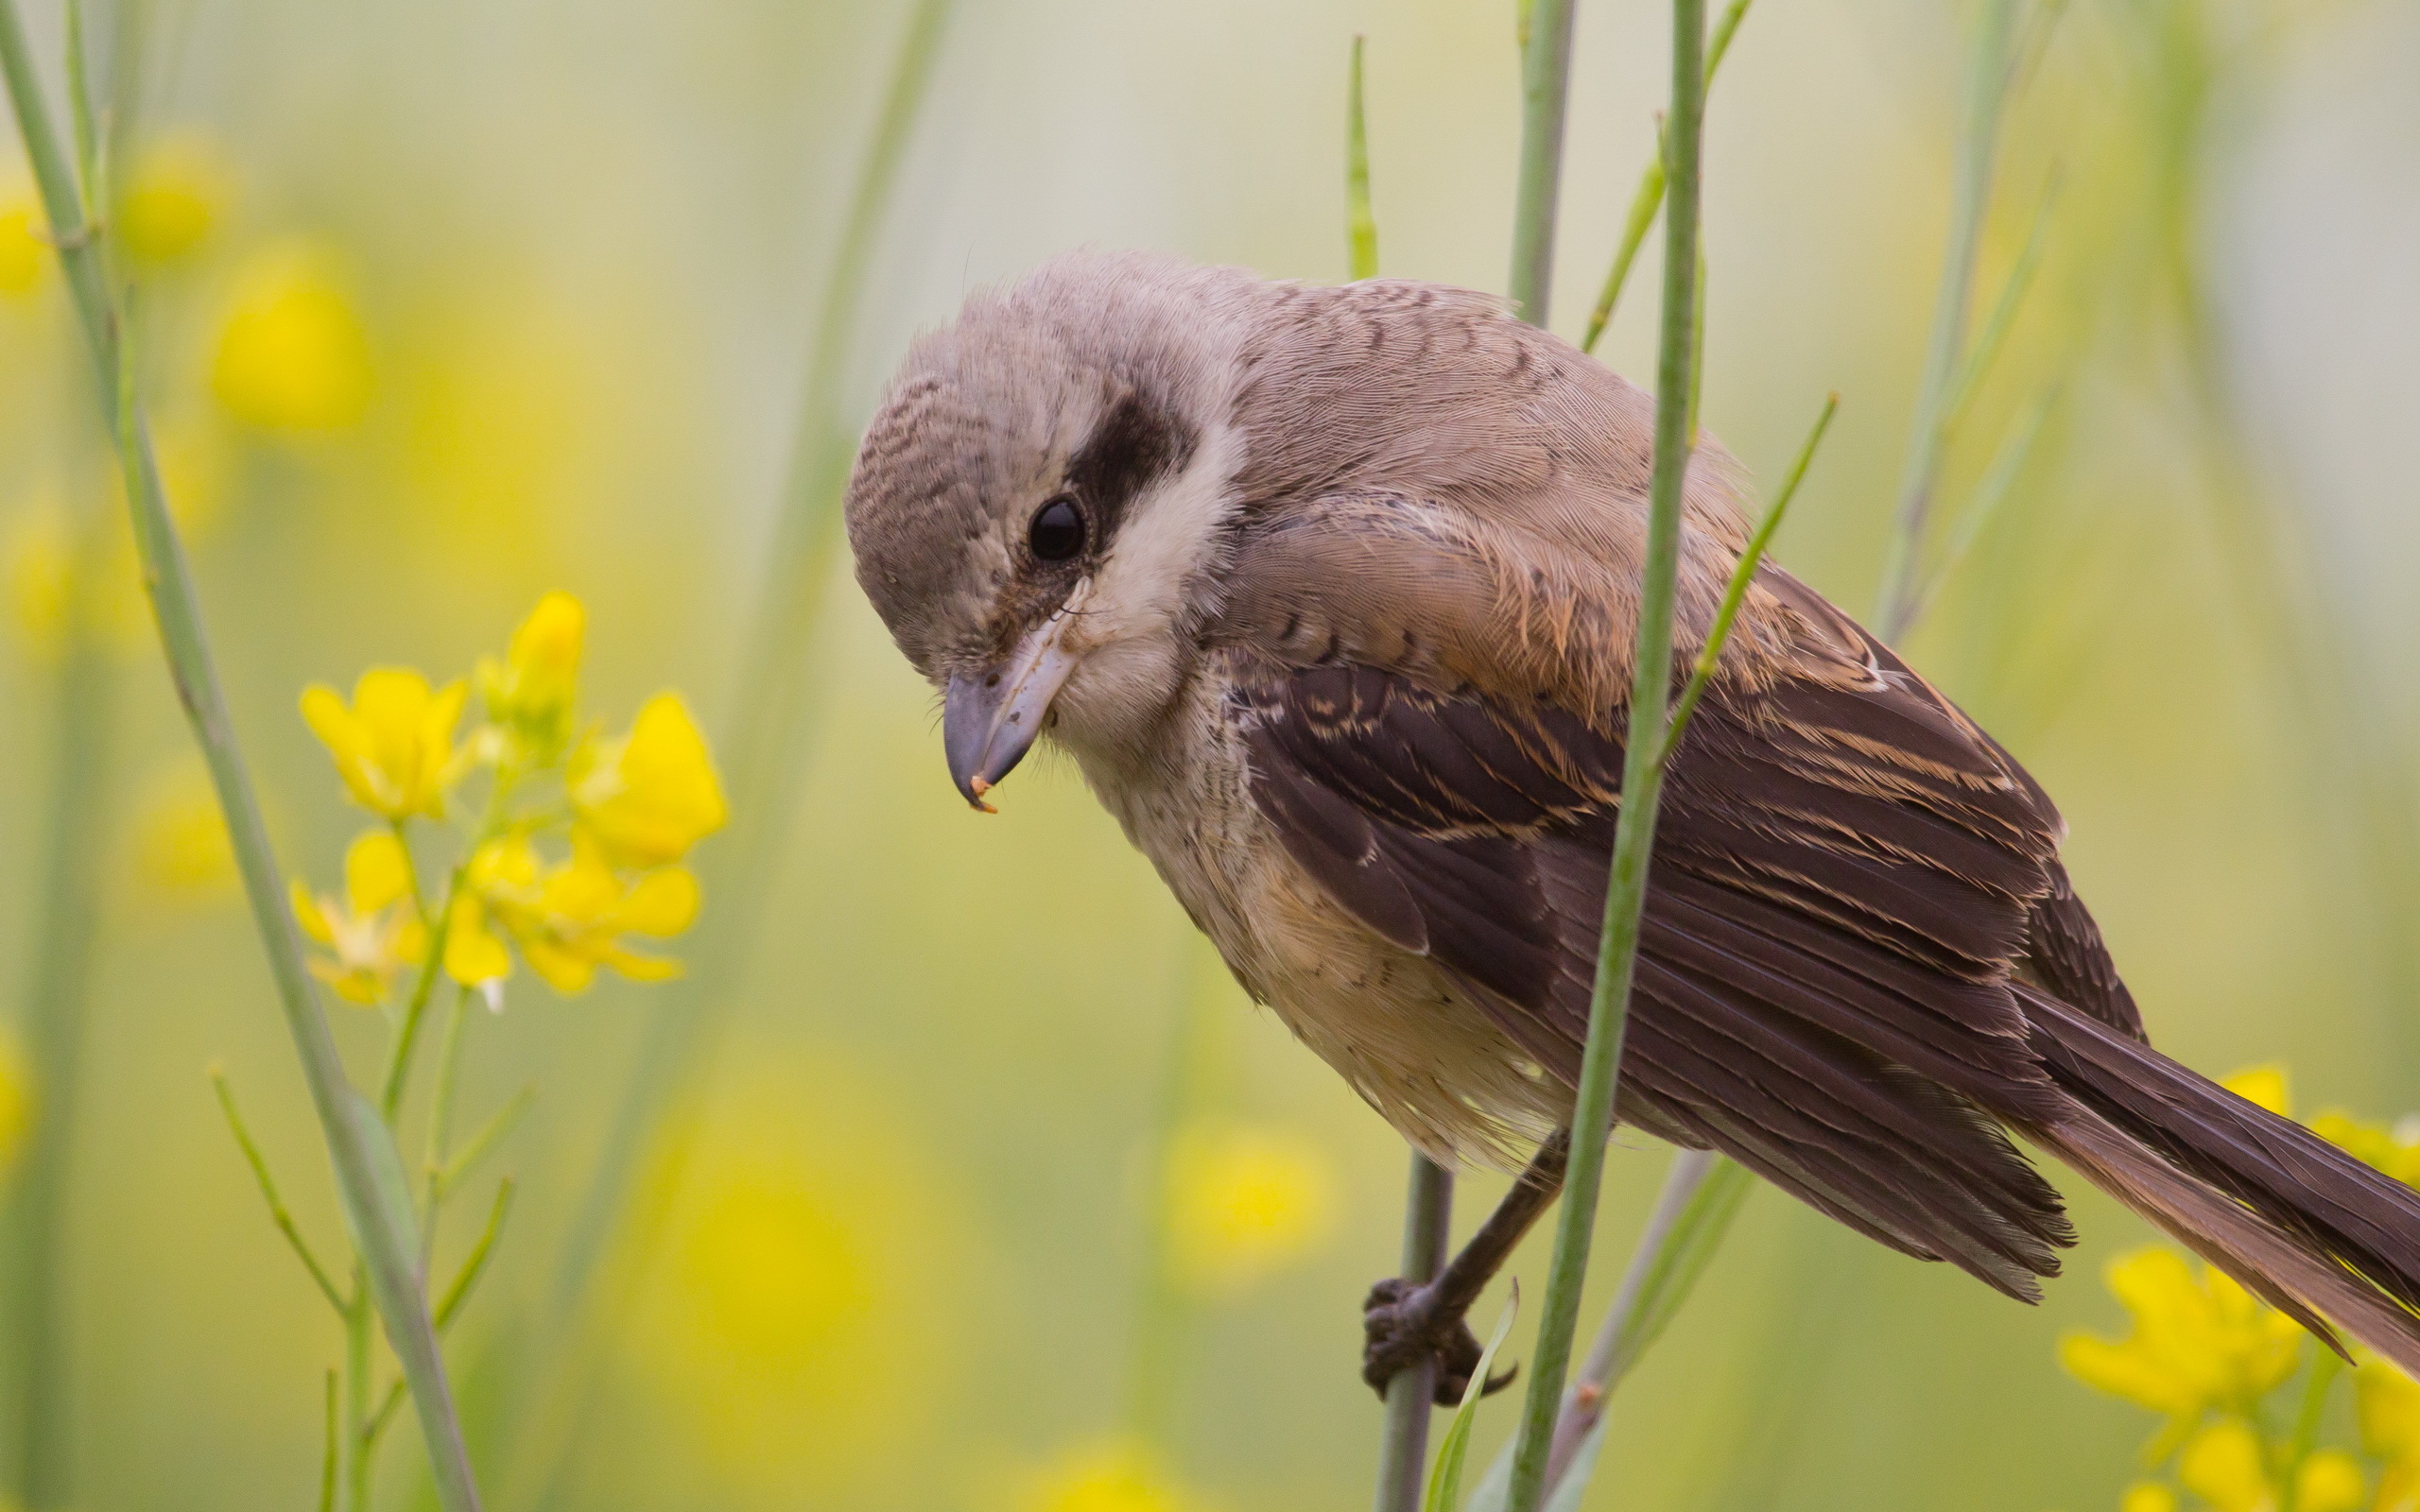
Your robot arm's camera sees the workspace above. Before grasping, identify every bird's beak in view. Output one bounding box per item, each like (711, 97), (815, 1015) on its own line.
(942, 582), (1091, 813)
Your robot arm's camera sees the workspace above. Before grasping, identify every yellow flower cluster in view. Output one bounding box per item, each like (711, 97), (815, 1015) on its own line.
(293, 592), (724, 1003)
(2066, 1066), (2420, 1512)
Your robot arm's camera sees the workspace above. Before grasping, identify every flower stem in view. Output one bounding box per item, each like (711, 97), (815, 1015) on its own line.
(1506, 0), (1578, 326)
(1501, 3), (1707, 1509)
(0, 9), (482, 1507)
(1373, 1154), (1454, 1512)
(3, 483), (118, 1512)
(1345, 34), (1378, 283)
(419, 986), (475, 1271)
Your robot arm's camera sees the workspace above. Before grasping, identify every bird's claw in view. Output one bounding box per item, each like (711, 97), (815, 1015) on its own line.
(1361, 1276), (1517, 1407)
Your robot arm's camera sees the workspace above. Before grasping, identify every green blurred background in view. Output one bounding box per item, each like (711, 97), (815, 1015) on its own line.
(3, 0), (2418, 1506)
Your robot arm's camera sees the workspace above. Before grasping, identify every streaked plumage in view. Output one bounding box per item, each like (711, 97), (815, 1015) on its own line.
(844, 249), (2420, 1373)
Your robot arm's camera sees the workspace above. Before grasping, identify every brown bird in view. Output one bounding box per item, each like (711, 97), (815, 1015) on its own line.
(843, 249), (2420, 1402)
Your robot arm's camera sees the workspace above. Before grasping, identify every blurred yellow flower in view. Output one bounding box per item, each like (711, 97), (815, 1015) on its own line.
(2310, 1112), (2420, 1188)
(1014, 1440), (1189, 1512)
(2060, 1248), (2305, 1421)
(633, 1063), (961, 1495)
(116, 134), (233, 266)
(446, 833), (697, 992)
(0, 1028), (28, 1177)
(3, 500), (70, 659)
(291, 830), (425, 1005)
(1164, 1122), (1337, 1295)
(2169, 1417), (2362, 1512)
(2221, 1065), (2290, 1119)
(211, 243), (372, 431)
(0, 190), (42, 296)
(300, 668), (469, 819)
(126, 755), (236, 900)
(477, 590), (583, 763)
(2359, 1359), (2420, 1503)
(569, 693), (726, 868)
(2121, 1483), (2180, 1512)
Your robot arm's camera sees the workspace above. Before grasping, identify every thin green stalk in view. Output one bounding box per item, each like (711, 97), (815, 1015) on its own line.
(1874, 0), (2019, 643)
(5, 490), (117, 1512)
(344, 1269), (373, 1512)
(2275, 1347), (2342, 1512)
(320, 1369), (339, 1512)
(1501, 3), (1706, 1509)
(1937, 169), (2058, 429)
(437, 1086), (533, 1200)
(378, 878), (457, 1125)
(1904, 382), (2058, 630)
(370, 1179), (516, 1449)
(1506, 0), (1578, 324)
(1579, 0), (1754, 355)
(1375, 1156), (1456, 1512)
(1346, 35), (1376, 282)
(1540, 1152), (1752, 1490)
(0, 11), (482, 1509)
(420, 987), (474, 1249)
(1661, 393), (1839, 749)
(210, 1069), (347, 1313)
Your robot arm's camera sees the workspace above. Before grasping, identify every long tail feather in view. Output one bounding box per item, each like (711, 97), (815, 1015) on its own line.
(2015, 987), (2420, 1376)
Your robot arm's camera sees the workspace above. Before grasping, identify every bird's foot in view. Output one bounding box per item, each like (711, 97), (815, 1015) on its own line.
(1361, 1277), (1516, 1407)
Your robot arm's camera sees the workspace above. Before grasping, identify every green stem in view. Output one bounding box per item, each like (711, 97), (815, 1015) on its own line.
(1374, 1155), (1454, 1512)
(0, 11), (482, 1508)
(419, 986), (475, 1270)
(1346, 35), (1377, 282)
(1501, 4), (1706, 1509)
(379, 865), (459, 1125)
(320, 1368), (339, 1512)
(1873, 0), (2018, 643)
(4, 483), (118, 1512)
(343, 1266), (373, 1512)
(1660, 393), (1839, 753)
(370, 1178), (515, 1450)
(1506, 0), (1577, 324)
(210, 1069), (347, 1312)
(1578, 0), (1754, 355)
(2275, 1347), (2342, 1512)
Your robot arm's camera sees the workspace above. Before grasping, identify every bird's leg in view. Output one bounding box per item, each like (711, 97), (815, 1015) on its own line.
(1363, 1127), (1571, 1406)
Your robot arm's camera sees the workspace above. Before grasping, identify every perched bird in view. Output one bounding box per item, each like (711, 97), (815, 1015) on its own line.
(844, 249), (2420, 1401)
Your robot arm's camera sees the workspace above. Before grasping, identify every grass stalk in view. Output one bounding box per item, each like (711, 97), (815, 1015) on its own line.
(210, 1070), (348, 1313)
(1578, 0), (1754, 355)
(0, 9), (482, 1508)
(4, 492), (117, 1511)
(1873, 0), (2019, 642)
(1346, 35), (1376, 281)
(1374, 1156), (1455, 1512)
(1499, 3), (1706, 1508)
(1506, 0), (1578, 326)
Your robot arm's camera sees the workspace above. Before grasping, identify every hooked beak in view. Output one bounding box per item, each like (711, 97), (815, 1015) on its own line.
(942, 583), (1090, 812)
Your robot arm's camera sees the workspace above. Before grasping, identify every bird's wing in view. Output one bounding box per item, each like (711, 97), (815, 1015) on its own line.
(1225, 503), (2132, 1296)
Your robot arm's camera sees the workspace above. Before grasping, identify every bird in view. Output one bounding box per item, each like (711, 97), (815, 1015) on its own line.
(842, 248), (2420, 1403)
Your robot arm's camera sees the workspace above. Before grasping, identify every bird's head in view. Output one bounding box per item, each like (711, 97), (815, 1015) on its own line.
(844, 251), (1253, 809)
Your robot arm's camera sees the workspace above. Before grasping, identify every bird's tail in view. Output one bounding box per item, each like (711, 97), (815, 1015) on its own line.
(2014, 985), (2420, 1377)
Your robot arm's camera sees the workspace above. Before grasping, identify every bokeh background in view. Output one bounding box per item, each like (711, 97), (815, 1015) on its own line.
(3, 0), (2418, 1507)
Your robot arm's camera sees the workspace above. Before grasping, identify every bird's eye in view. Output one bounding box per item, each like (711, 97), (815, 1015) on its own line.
(1028, 496), (1086, 561)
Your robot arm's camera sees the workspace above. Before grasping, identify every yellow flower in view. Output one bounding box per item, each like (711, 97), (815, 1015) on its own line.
(2222, 1065), (2291, 1119)
(300, 668), (469, 820)
(126, 755), (236, 900)
(2177, 1418), (2267, 1512)
(3, 500), (71, 658)
(2294, 1450), (2366, 1512)
(0, 190), (43, 297)
(632, 1062), (962, 1493)
(0, 1028), (29, 1177)
(570, 693), (726, 868)
(211, 243), (372, 431)
(1015, 1440), (1189, 1512)
(116, 134), (233, 266)
(446, 833), (698, 992)
(2059, 1248), (2305, 1420)
(477, 591), (584, 763)
(2359, 1359), (2420, 1466)
(1164, 1122), (1337, 1296)
(2121, 1484), (2180, 1512)
(291, 830), (425, 1005)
